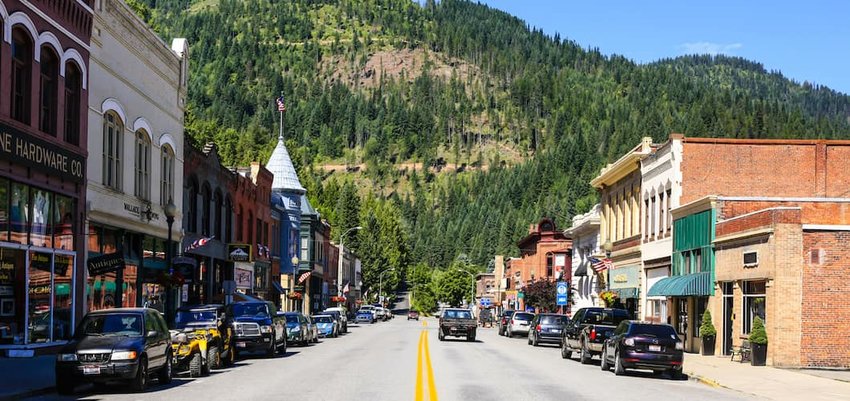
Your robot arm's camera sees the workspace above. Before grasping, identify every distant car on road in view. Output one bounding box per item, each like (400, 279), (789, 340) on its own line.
(561, 307), (630, 364)
(407, 310), (420, 320)
(498, 310), (516, 336)
(356, 310), (376, 324)
(438, 308), (477, 342)
(55, 308), (173, 395)
(506, 312), (534, 337)
(528, 314), (569, 346)
(601, 321), (684, 378)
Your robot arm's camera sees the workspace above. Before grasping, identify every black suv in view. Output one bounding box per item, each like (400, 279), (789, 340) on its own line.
(55, 308), (173, 394)
(226, 301), (287, 358)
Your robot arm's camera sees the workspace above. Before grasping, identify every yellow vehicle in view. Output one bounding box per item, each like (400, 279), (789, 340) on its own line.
(172, 305), (234, 376)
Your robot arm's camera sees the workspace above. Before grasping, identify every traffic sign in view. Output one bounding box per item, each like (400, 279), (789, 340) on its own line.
(556, 281), (568, 306)
(480, 298), (492, 307)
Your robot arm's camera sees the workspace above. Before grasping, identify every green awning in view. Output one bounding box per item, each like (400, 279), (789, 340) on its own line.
(647, 272), (712, 297)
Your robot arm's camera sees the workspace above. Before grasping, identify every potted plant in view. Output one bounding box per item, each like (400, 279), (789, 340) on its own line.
(749, 316), (768, 366)
(699, 309), (717, 356)
(598, 291), (618, 307)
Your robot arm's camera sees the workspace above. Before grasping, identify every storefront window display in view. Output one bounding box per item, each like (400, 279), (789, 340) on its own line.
(743, 281), (766, 334)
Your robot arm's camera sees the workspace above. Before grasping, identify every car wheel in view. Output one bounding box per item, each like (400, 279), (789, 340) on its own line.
(223, 346), (235, 366)
(532, 334), (539, 347)
(189, 352), (203, 378)
(580, 342), (592, 364)
(468, 331), (476, 342)
(561, 341), (572, 359)
(614, 350), (626, 376)
(56, 373), (75, 395)
(158, 351), (173, 384)
(528, 334), (533, 345)
(209, 346), (221, 369)
(668, 367), (683, 380)
(281, 338), (288, 355)
(130, 356), (148, 392)
(267, 336), (277, 357)
(438, 330), (444, 341)
(600, 348), (610, 371)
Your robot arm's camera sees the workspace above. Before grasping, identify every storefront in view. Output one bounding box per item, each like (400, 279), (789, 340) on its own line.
(643, 259), (670, 324)
(0, 178), (81, 347)
(609, 264), (641, 319)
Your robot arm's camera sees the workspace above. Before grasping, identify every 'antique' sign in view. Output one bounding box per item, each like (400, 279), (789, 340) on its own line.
(0, 122), (85, 183)
(87, 252), (125, 276)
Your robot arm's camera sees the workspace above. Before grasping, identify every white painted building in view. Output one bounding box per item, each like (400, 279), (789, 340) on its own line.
(639, 137), (683, 323)
(85, 0), (188, 311)
(564, 204), (602, 315)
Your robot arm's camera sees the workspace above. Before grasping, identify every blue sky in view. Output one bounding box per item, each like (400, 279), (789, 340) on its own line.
(477, 1), (850, 95)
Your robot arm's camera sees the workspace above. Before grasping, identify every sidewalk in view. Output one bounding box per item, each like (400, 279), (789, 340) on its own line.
(684, 353), (850, 401)
(0, 355), (55, 401)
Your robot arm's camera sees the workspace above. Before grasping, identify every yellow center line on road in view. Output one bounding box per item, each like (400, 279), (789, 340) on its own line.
(414, 321), (438, 401)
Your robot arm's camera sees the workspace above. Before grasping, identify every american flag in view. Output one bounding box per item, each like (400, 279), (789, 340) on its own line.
(343, 282), (350, 294)
(298, 271), (312, 284)
(185, 236), (213, 253)
(276, 95), (286, 112)
(256, 243), (270, 259)
(588, 257), (613, 273)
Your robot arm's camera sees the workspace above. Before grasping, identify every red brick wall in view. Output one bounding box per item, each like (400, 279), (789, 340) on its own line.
(717, 200), (850, 225)
(716, 207), (801, 238)
(801, 231), (850, 368)
(681, 139), (850, 204)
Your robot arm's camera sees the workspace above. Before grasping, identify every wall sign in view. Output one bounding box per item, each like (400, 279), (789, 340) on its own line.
(227, 244), (252, 262)
(87, 252), (125, 276)
(0, 123), (85, 183)
(234, 263), (253, 289)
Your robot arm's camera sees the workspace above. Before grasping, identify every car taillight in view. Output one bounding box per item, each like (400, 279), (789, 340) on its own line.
(590, 328), (597, 341)
(536, 325), (542, 332)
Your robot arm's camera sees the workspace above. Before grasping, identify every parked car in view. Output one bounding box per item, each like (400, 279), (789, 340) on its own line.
(561, 307), (630, 364)
(506, 312), (535, 337)
(55, 308), (173, 395)
(227, 301), (287, 358)
(323, 307), (348, 332)
(528, 314), (570, 346)
(319, 311), (342, 336)
(438, 308), (477, 341)
(498, 310), (516, 336)
(313, 315), (338, 338)
(359, 305), (378, 321)
(356, 310), (376, 324)
(407, 310), (420, 320)
(601, 321), (684, 378)
(283, 312), (312, 346)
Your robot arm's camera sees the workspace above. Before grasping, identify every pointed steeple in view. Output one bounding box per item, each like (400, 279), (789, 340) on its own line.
(267, 136), (305, 194)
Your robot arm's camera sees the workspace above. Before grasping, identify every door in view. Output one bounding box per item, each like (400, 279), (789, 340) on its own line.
(145, 312), (164, 368)
(676, 298), (688, 345)
(722, 282), (733, 355)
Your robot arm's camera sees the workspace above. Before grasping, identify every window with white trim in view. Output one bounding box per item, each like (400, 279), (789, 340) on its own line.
(102, 112), (123, 190)
(134, 131), (151, 200)
(160, 145), (175, 205)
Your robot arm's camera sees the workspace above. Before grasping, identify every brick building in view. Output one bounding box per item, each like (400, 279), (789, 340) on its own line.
(505, 217), (571, 311)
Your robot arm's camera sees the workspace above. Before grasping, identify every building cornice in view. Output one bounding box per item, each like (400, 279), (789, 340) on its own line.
(591, 137), (653, 188)
(672, 195), (717, 219)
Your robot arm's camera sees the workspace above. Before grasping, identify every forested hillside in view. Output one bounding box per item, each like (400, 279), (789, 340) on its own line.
(131, 0), (850, 294)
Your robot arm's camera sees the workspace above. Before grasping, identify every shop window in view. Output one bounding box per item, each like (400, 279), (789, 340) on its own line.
(160, 145), (175, 206)
(64, 62), (82, 146)
(52, 255), (73, 340)
(648, 299), (667, 324)
(54, 195), (75, 251)
(11, 29), (32, 125)
(300, 236), (309, 261)
(134, 131), (151, 200)
(29, 189), (52, 248)
(0, 178), (8, 242)
(39, 47), (59, 135)
(546, 254), (553, 277)
(693, 297), (707, 338)
(27, 251), (51, 343)
(743, 281), (766, 334)
(102, 112), (123, 190)
(10, 183), (29, 244)
(0, 248), (26, 344)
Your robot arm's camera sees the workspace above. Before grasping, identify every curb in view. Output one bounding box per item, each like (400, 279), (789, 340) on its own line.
(686, 372), (721, 388)
(0, 386), (54, 401)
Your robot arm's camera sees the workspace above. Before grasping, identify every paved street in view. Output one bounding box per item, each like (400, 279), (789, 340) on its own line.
(26, 311), (752, 401)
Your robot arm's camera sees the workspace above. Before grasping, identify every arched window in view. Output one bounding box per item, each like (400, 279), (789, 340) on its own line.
(134, 130), (151, 200)
(236, 205), (243, 241)
(224, 197), (233, 242)
(160, 144), (175, 205)
(186, 177), (198, 233)
(214, 190), (223, 240)
(11, 28), (32, 124)
(102, 111), (123, 189)
(64, 62), (82, 145)
(39, 46), (59, 135)
(247, 211), (254, 245)
(201, 184), (211, 236)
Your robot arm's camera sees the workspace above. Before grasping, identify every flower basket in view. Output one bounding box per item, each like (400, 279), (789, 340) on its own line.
(598, 290), (618, 307)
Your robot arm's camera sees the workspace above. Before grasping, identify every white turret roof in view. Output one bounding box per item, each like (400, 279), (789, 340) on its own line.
(267, 136), (305, 194)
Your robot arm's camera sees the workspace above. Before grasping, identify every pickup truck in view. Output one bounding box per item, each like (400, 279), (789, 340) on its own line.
(561, 307), (630, 364)
(225, 301), (287, 358)
(438, 308), (477, 342)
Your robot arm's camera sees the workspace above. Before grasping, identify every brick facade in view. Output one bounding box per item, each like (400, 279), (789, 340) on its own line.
(506, 218), (571, 310)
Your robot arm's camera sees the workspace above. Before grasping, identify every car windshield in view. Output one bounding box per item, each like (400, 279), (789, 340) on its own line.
(581, 310), (629, 325)
(514, 313), (533, 321)
(540, 315), (568, 325)
(284, 315), (299, 324)
(443, 310), (473, 319)
(231, 303), (270, 317)
(628, 324), (678, 339)
(78, 314), (143, 337)
(360, 306), (374, 311)
(314, 316), (333, 323)
(174, 310), (216, 327)
(503, 311), (515, 318)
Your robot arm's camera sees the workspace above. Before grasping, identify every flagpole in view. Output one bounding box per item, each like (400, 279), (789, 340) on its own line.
(279, 91), (284, 141)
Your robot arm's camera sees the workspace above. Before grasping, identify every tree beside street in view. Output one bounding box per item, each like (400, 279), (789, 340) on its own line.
(524, 280), (556, 312)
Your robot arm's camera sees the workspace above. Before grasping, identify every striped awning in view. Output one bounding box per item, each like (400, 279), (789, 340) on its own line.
(647, 272), (712, 297)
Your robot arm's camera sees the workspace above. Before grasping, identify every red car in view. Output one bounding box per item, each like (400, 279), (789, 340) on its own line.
(407, 310), (420, 320)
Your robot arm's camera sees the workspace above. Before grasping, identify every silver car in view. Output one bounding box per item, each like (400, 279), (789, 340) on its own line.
(507, 312), (535, 337)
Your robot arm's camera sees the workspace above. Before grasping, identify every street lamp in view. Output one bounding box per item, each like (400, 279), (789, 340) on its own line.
(337, 226), (362, 304)
(602, 240), (613, 291)
(164, 199), (177, 325)
(378, 268), (396, 306)
(290, 256), (299, 312)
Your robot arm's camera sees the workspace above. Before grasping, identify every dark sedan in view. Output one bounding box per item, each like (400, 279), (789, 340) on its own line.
(528, 314), (569, 346)
(55, 308), (172, 394)
(601, 321), (684, 378)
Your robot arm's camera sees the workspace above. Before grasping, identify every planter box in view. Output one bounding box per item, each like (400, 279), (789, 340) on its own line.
(751, 343), (767, 366)
(701, 336), (716, 356)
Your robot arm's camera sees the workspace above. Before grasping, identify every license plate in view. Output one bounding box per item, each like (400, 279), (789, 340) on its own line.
(550, 329), (561, 333)
(263, 337), (270, 342)
(649, 345), (662, 352)
(237, 342), (247, 348)
(83, 366), (101, 375)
